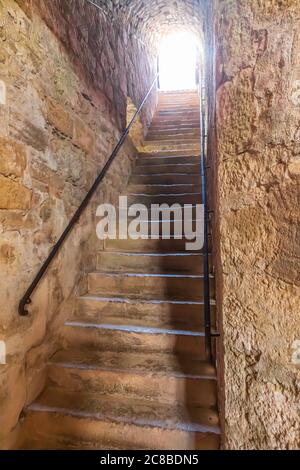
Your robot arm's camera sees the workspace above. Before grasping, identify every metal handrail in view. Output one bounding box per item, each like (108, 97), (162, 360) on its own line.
(19, 74), (159, 316)
(199, 75), (213, 361)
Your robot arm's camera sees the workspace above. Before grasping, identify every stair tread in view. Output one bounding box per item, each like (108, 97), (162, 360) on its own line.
(79, 294), (215, 305)
(51, 349), (216, 379)
(19, 436), (143, 451)
(65, 320), (205, 337)
(28, 387), (220, 434)
(127, 192), (202, 196)
(98, 251), (205, 257)
(89, 271), (209, 278)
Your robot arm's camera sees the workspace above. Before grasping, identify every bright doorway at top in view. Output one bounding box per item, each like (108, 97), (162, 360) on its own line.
(158, 32), (199, 91)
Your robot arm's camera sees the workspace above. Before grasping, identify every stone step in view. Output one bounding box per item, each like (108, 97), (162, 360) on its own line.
(158, 101), (199, 104)
(142, 142), (200, 153)
(75, 296), (216, 331)
(151, 122), (199, 127)
(148, 122), (200, 129)
(158, 91), (199, 97)
(149, 124), (200, 132)
(158, 94), (199, 100)
(155, 112), (199, 118)
(144, 138), (200, 146)
(97, 251), (210, 274)
(156, 112), (199, 116)
(147, 133), (200, 142)
(62, 322), (207, 356)
(157, 105), (199, 110)
(24, 388), (220, 450)
(157, 106), (199, 111)
(137, 154), (199, 165)
(112, 217), (205, 239)
(48, 350), (217, 407)
(134, 163), (201, 175)
(104, 236), (211, 253)
(126, 193), (202, 206)
(18, 436), (143, 451)
(130, 172), (201, 186)
(155, 113), (200, 121)
(128, 183), (200, 194)
(148, 121), (199, 128)
(87, 272), (215, 300)
(148, 126), (199, 132)
(139, 150), (199, 157)
(157, 103), (199, 109)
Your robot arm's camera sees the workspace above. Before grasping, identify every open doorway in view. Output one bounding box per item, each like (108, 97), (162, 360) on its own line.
(158, 32), (199, 91)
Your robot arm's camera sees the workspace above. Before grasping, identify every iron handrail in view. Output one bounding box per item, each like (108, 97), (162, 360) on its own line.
(19, 74), (159, 316)
(199, 75), (213, 361)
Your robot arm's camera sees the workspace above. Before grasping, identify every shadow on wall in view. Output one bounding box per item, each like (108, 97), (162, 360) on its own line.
(127, 97), (146, 152)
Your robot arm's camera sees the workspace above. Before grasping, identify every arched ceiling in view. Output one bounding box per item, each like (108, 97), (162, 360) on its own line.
(90, 0), (205, 47)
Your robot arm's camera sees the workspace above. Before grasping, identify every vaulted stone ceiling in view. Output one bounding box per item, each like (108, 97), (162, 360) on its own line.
(90, 0), (204, 46)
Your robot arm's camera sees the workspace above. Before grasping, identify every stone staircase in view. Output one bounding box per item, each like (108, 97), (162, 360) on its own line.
(18, 91), (220, 450)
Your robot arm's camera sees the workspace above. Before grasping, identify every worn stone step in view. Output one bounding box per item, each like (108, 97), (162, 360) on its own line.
(158, 94), (199, 101)
(146, 136), (200, 144)
(157, 104), (199, 109)
(87, 272), (214, 300)
(143, 138), (200, 145)
(133, 160), (201, 175)
(126, 193), (202, 206)
(48, 350), (217, 408)
(157, 105), (199, 110)
(157, 104), (199, 110)
(62, 322), (207, 356)
(143, 142), (200, 153)
(112, 217), (205, 239)
(104, 236), (211, 253)
(75, 296), (216, 331)
(154, 114), (199, 120)
(156, 107), (199, 114)
(139, 150), (199, 157)
(134, 163), (201, 176)
(97, 252), (209, 274)
(18, 436), (143, 451)
(128, 183), (200, 194)
(136, 155), (199, 166)
(117, 201), (201, 214)
(149, 126), (199, 132)
(149, 125), (199, 133)
(144, 139), (200, 147)
(130, 172), (201, 186)
(147, 132), (200, 141)
(24, 388), (220, 450)
(155, 114), (200, 122)
(150, 124), (200, 130)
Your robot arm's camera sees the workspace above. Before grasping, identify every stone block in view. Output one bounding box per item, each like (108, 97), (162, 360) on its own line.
(0, 244), (16, 265)
(73, 117), (95, 155)
(288, 157), (300, 175)
(0, 175), (31, 210)
(45, 98), (73, 138)
(0, 138), (27, 177)
(0, 363), (26, 443)
(0, 80), (6, 105)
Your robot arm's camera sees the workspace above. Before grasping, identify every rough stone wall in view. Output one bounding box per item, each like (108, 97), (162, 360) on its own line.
(0, 0), (154, 447)
(29, 0), (157, 131)
(91, 0), (204, 46)
(212, 0), (300, 450)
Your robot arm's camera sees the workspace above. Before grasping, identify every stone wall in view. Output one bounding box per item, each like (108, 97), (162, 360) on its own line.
(28, 0), (157, 130)
(211, 0), (300, 450)
(91, 0), (204, 47)
(0, 0), (155, 447)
